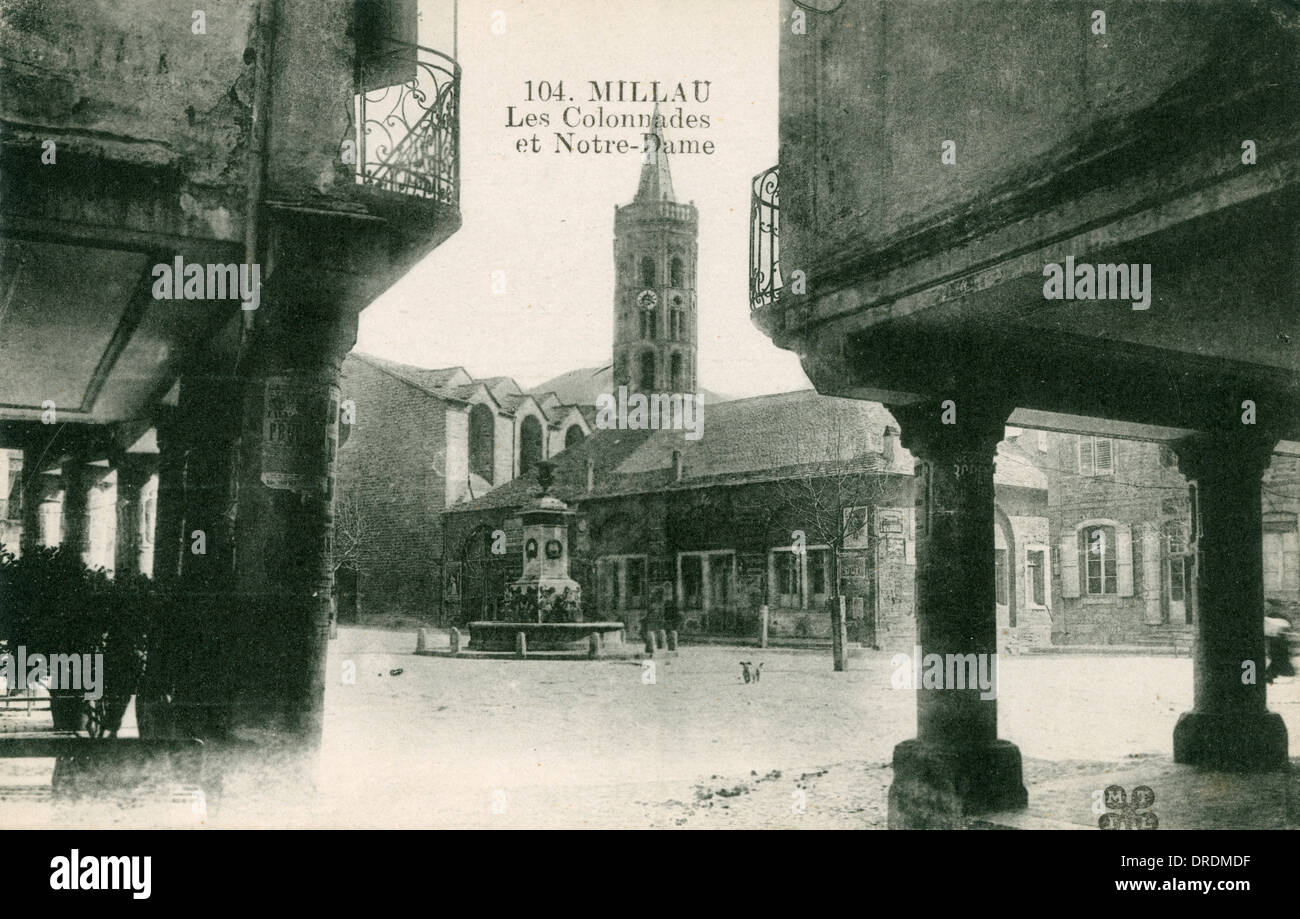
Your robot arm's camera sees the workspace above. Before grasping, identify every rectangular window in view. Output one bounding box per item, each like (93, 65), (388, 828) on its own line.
(1169, 556), (1188, 602)
(599, 555), (648, 612)
(625, 558), (646, 608)
(1027, 549), (1046, 606)
(707, 556), (732, 609)
(808, 548), (829, 601)
(1264, 530), (1299, 592)
(773, 550), (801, 609)
(1264, 514), (1299, 593)
(1078, 436), (1115, 476)
(994, 548), (1008, 606)
(681, 555), (703, 610)
(1082, 525), (1118, 595)
(678, 551), (736, 630)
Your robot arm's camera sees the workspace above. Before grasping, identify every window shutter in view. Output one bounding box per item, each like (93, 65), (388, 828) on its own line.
(1141, 525), (1162, 624)
(1060, 533), (1080, 597)
(1284, 530), (1299, 593)
(1095, 438), (1114, 474)
(1116, 523), (1134, 597)
(1078, 436), (1093, 476)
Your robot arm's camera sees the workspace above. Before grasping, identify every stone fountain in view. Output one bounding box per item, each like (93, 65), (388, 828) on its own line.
(467, 462), (629, 656)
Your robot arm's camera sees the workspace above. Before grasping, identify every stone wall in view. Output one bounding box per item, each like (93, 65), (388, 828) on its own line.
(1044, 433), (1191, 645)
(337, 355), (447, 620)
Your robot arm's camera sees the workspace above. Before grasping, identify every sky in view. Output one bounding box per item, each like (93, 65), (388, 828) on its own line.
(354, 0), (812, 397)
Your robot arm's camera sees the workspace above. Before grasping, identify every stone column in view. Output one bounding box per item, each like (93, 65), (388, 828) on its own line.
(175, 371), (242, 589)
(114, 454), (159, 578)
(230, 280), (355, 744)
(886, 397), (1026, 828)
(20, 444), (59, 553)
(1172, 431), (1287, 770)
(61, 458), (109, 567)
(152, 412), (187, 587)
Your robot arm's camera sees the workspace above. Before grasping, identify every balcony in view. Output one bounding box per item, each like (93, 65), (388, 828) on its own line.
(749, 164), (781, 311)
(355, 41), (460, 207)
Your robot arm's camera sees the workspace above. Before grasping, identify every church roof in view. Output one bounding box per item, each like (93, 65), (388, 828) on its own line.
(350, 352), (472, 394)
(528, 365), (730, 407)
(633, 104), (676, 203)
(448, 389), (1047, 516)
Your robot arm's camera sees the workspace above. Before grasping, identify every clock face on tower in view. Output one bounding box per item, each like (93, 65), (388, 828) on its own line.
(637, 289), (658, 311)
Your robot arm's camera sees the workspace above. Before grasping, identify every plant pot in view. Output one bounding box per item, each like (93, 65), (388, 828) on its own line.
(49, 692), (87, 732)
(135, 693), (177, 740)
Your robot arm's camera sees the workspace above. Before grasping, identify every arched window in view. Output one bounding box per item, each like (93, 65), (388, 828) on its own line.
(640, 305), (657, 340)
(639, 351), (656, 392)
(519, 415), (544, 479)
(614, 352), (628, 385)
(565, 425), (585, 449)
(640, 256), (656, 288)
(469, 403), (495, 483)
(670, 352), (683, 391)
(671, 255), (685, 288)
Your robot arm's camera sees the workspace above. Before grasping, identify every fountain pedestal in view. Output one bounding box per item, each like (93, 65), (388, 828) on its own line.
(464, 463), (634, 658)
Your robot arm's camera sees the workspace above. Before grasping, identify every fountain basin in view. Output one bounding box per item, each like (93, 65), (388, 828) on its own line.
(467, 621), (627, 653)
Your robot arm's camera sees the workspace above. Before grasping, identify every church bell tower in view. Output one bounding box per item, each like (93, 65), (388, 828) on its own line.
(612, 107), (699, 395)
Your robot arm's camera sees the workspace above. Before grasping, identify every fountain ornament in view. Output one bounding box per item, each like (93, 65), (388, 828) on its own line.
(467, 461), (630, 655)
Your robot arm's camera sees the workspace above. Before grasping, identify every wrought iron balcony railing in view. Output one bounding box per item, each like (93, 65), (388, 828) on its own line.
(355, 41), (460, 207)
(749, 164), (781, 310)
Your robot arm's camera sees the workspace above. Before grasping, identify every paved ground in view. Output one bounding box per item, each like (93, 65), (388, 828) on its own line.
(300, 627), (1300, 828)
(4, 625), (1300, 828)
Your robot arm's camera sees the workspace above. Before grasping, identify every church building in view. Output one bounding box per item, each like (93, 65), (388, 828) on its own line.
(333, 353), (591, 621)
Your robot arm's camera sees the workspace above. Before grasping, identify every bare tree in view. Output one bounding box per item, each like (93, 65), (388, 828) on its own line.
(765, 419), (895, 661)
(333, 492), (368, 577)
(767, 423), (891, 599)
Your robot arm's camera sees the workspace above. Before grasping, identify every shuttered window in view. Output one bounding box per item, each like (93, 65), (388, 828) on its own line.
(1078, 436), (1115, 476)
(1264, 513), (1299, 592)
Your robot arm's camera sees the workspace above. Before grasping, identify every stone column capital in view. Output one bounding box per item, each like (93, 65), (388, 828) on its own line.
(1173, 429), (1277, 484)
(114, 453), (159, 491)
(890, 396), (1014, 466)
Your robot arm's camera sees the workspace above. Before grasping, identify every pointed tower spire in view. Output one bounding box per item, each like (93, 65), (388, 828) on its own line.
(634, 103), (676, 203)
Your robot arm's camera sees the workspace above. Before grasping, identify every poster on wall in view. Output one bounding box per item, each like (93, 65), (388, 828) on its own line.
(261, 377), (340, 498)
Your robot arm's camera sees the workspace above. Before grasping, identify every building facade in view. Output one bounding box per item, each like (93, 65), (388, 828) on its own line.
(444, 392), (1051, 654)
(334, 353), (590, 621)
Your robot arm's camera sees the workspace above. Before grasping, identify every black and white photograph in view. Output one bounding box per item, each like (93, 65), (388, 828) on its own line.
(0, 0), (1297, 886)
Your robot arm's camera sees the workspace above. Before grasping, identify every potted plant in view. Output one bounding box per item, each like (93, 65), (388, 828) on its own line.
(0, 545), (150, 735)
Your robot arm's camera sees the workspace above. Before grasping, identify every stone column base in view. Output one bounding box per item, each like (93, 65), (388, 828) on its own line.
(887, 739), (1028, 829)
(1172, 711), (1288, 771)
